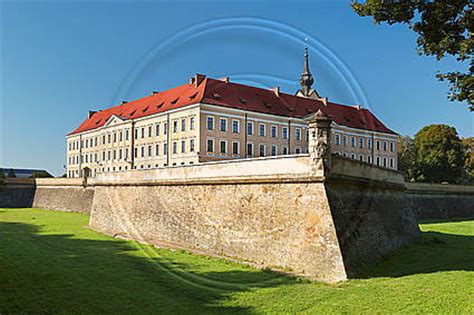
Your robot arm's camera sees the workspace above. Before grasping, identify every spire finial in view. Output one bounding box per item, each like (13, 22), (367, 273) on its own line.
(299, 39), (314, 96)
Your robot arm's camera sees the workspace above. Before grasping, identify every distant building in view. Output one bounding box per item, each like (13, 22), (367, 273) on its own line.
(0, 168), (53, 178)
(66, 49), (398, 178)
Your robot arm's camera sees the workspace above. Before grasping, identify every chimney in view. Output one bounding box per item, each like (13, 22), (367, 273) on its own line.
(189, 77), (195, 85)
(270, 87), (280, 97)
(121, 100), (128, 105)
(151, 91), (159, 95)
(194, 73), (206, 87)
(88, 110), (97, 118)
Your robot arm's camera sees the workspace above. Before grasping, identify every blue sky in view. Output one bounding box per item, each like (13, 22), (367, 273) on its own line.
(1, 1), (472, 176)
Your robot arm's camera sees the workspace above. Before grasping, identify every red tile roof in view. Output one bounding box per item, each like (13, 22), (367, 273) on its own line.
(68, 75), (396, 135)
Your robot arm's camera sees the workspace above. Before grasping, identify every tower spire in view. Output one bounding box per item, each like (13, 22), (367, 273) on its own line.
(299, 42), (314, 97)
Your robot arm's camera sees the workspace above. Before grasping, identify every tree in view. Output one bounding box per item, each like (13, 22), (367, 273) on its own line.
(397, 135), (418, 181)
(414, 124), (465, 183)
(461, 137), (473, 183)
(351, 0), (473, 110)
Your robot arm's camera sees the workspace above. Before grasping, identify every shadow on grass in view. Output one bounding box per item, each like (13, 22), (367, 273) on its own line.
(0, 221), (296, 314)
(360, 230), (474, 278)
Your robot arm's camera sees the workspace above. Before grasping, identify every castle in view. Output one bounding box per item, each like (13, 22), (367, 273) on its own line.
(66, 49), (398, 178)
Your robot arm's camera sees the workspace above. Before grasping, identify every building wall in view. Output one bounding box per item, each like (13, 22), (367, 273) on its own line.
(66, 102), (398, 178)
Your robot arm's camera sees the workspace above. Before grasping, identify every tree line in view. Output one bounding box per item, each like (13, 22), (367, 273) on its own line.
(398, 124), (472, 184)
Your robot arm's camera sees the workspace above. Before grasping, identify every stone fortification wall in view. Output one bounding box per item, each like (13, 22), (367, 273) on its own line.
(405, 182), (474, 221)
(32, 178), (94, 213)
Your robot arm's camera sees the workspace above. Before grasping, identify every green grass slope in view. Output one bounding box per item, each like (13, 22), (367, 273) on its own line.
(0, 208), (472, 314)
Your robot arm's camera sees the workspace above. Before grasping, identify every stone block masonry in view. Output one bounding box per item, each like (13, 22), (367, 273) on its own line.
(87, 154), (421, 282)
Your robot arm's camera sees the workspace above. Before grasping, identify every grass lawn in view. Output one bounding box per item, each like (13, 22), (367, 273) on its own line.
(0, 208), (473, 314)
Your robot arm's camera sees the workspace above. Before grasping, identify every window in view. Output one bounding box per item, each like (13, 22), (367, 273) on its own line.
(295, 147), (302, 154)
(390, 142), (395, 152)
(271, 145), (277, 156)
(351, 137), (356, 147)
(155, 124), (160, 136)
(181, 118), (186, 132)
(190, 139), (195, 152)
(350, 153), (355, 159)
(295, 128), (302, 141)
(141, 146), (145, 158)
(383, 141), (387, 151)
(141, 128), (145, 139)
(207, 116), (214, 130)
(232, 120), (240, 133)
(259, 144), (266, 157)
(220, 140), (227, 154)
(282, 127), (288, 139)
(190, 117), (195, 130)
(108, 134), (111, 143)
(390, 158), (394, 168)
(247, 143), (254, 157)
(343, 136), (347, 146)
(148, 126), (152, 137)
(173, 121), (178, 133)
(119, 149), (122, 160)
(134, 148), (138, 158)
(232, 141), (239, 155)
(181, 140), (186, 153)
(108, 151), (111, 160)
(164, 123), (168, 135)
(335, 134), (340, 145)
(359, 154), (364, 162)
(271, 126), (277, 138)
(376, 140), (380, 150)
(172, 142), (177, 154)
(125, 148), (129, 159)
(134, 130), (138, 140)
(368, 139), (373, 149)
(94, 137), (98, 146)
(163, 143), (168, 155)
(383, 157), (387, 167)
(367, 155), (372, 164)
(102, 151), (106, 161)
(148, 145), (152, 157)
(220, 118), (227, 132)
(283, 146), (289, 155)
(207, 139), (214, 153)
(376, 156), (380, 165)
(359, 138), (364, 148)
(247, 122), (254, 135)
(259, 124), (265, 137)
(155, 144), (159, 156)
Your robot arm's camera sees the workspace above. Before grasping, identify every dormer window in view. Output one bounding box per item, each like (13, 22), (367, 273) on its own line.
(239, 98), (247, 104)
(189, 92), (198, 99)
(142, 106), (149, 113)
(212, 93), (220, 99)
(156, 102), (164, 109)
(130, 110), (136, 116)
(170, 97), (179, 105)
